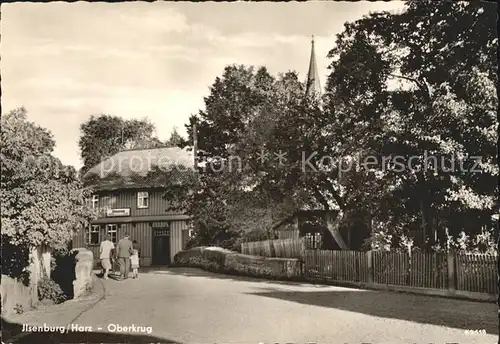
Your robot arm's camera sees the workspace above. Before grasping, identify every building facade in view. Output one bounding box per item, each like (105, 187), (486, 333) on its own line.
(73, 147), (194, 266)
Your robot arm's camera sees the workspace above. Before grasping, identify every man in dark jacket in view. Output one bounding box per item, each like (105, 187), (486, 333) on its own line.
(116, 233), (134, 280)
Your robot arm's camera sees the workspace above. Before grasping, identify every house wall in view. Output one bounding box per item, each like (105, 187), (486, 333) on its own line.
(73, 220), (190, 267)
(96, 189), (179, 217)
(73, 188), (191, 266)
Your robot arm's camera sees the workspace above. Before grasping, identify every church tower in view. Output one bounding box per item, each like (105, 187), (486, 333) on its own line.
(305, 35), (321, 97)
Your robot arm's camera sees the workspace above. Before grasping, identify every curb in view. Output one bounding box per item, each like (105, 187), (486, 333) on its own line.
(5, 274), (107, 344)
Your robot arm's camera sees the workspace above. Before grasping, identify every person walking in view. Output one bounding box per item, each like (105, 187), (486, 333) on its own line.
(99, 234), (115, 280)
(110, 247), (116, 274)
(115, 233), (134, 280)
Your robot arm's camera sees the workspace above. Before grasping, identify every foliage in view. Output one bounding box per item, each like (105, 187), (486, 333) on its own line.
(433, 229), (498, 254)
(323, 0), (497, 246)
(0, 240), (31, 286)
(51, 249), (77, 299)
(165, 127), (184, 147)
(78, 114), (164, 175)
(37, 277), (67, 304)
(184, 237), (201, 250)
(1, 108), (96, 279)
(363, 230), (393, 252)
(364, 226), (497, 254)
(170, 4), (497, 247)
(169, 66), (328, 247)
(217, 230), (242, 251)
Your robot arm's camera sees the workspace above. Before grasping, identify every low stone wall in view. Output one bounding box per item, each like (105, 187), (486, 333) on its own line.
(72, 248), (94, 299)
(173, 247), (302, 280)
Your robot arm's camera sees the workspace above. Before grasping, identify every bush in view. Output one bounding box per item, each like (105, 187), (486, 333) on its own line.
(185, 237), (201, 250)
(0, 239), (31, 286)
(202, 248), (228, 268)
(38, 277), (67, 304)
(184, 257), (221, 272)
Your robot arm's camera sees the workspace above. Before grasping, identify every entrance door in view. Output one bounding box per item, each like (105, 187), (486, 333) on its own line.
(152, 228), (171, 265)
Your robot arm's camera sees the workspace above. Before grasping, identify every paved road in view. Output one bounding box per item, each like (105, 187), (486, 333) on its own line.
(11, 268), (499, 343)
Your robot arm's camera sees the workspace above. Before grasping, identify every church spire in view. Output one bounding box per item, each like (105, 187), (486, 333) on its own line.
(305, 35), (321, 97)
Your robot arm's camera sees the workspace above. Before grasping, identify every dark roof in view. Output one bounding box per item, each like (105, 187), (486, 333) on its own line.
(83, 147), (194, 191)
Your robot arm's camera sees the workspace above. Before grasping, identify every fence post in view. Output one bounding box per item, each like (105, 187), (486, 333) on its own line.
(269, 240), (276, 257)
(447, 251), (456, 291)
(367, 250), (374, 284)
(300, 238), (306, 260)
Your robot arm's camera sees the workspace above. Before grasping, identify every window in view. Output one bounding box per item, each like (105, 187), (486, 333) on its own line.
(91, 195), (99, 209)
(305, 232), (322, 250)
(106, 224), (118, 243)
(137, 191), (149, 209)
(87, 225), (100, 245)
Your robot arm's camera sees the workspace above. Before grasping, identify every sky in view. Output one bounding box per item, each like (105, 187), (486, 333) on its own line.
(2, 1), (406, 169)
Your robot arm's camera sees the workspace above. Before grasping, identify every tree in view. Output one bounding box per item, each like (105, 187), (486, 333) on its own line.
(78, 115), (163, 175)
(323, 0), (497, 247)
(168, 0), (497, 252)
(1, 108), (96, 282)
(165, 127), (183, 147)
(178, 1), (498, 251)
(175, 65), (354, 248)
(165, 66), (304, 247)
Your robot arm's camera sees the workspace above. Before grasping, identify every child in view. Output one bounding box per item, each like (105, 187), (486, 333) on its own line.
(130, 247), (140, 279)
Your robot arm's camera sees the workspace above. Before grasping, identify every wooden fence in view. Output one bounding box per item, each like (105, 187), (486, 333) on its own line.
(456, 253), (498, 294)
(304, 250), (498, 296)
(241, 240), (274, 257)
(304, 250), (370, 283)
(241, 238), (305, 259)
(372, 251), (448, 289)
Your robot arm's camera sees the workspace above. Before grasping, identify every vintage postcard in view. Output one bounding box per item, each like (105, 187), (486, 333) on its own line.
(1, 1), (497, 343)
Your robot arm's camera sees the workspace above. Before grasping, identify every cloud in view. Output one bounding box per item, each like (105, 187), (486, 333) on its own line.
(209, 33), (306, 48)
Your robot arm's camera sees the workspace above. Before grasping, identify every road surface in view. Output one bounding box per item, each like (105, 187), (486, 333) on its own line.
(10, 267), (499, 343)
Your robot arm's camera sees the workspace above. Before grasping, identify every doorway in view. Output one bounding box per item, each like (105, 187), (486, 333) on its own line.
(152, 227), (171, 265)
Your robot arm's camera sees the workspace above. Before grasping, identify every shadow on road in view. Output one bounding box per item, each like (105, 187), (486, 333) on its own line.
(246, 289), (498, 335)
(1, 317), (181, 344)
(149, 266), (331, 287)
